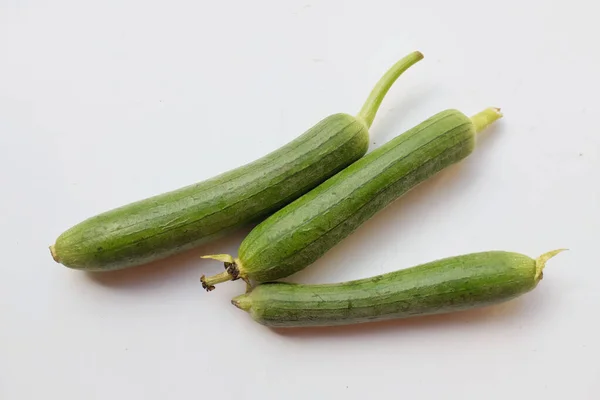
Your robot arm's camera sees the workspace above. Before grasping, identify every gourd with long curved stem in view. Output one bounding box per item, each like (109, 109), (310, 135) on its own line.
(50, 51), (423, 271)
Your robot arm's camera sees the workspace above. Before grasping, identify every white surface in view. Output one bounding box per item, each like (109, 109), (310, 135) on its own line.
(1, 1), (598, 399)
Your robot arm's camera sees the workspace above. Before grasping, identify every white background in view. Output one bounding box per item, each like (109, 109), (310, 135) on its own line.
(1, 1), (598, 399)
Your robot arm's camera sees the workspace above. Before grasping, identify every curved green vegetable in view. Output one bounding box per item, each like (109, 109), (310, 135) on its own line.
(50, 51), (423, 271)
(232, 250), (565, 327)
(201, 107), (502, 290)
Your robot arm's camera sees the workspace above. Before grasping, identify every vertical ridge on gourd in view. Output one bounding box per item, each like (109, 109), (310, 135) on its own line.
(201, 107), (502, 290)
(230, 250), (566, 328)
(50, 51), (423, 271)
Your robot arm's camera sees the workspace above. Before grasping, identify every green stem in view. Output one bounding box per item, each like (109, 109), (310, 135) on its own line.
(201, 271), (232, 291)
(357, 51), (424, 129)
(470, 107), (503, 134)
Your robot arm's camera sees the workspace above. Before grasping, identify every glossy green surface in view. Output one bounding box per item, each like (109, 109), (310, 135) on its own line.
(238, 109), (476, 282)
(233, 251), (539, 327)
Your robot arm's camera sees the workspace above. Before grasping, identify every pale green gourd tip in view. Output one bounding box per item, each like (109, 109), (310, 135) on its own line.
(49, 245), (59, 263)
(357, 51), (424, 128)
(232, 294), (252, 311)
(470, 107), (503, 134)
(535, 248), (568, 280)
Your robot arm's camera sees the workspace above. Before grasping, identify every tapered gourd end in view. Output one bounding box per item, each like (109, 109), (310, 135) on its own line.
(49, 245), (60, 263)
(471, 107), (503, 134)
(231, 294), (252, 312)
(535, 248), (568, 280)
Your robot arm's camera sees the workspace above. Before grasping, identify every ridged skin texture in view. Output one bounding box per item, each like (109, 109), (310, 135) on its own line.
(239, 109), (476, 282)
(54, 114), (369, 271)
(236, 251), (538, 327)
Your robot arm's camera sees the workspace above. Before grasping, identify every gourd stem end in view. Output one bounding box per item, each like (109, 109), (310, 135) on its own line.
(201, 271), (232, 292)
(357, 51), (424, 129)
(201, 255), (245, 291)
(535, 248), (567, 280)
(471, 107), (503, 134)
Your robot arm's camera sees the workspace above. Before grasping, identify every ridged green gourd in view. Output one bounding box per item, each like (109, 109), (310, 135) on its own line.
(232, 250), (565, 327)
(50, 51), (423, 271)
(201, 107), (503, 290)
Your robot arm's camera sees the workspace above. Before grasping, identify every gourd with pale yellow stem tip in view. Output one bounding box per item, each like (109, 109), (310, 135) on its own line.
(49, 51), (424, 271)
(231, 250), (566, 328)
(202, 107), (503, 290)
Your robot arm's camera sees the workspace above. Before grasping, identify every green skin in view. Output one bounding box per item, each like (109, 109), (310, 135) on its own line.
(202, 107), (503, 289)
(50, 51), (424, 271)
(231, 250), (565, 328)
